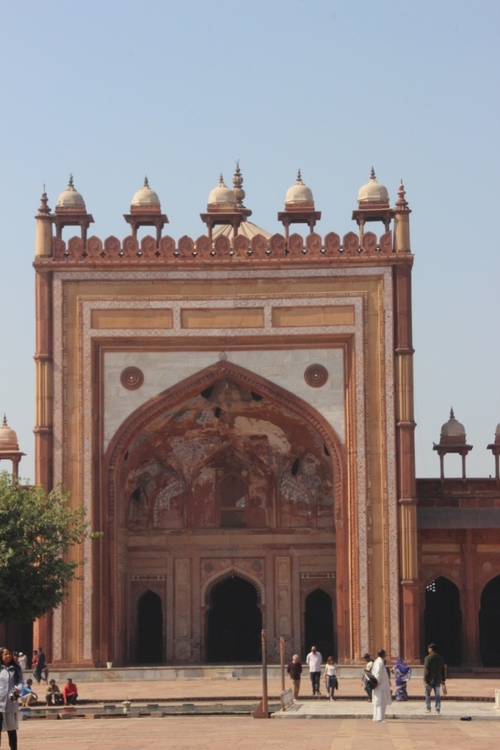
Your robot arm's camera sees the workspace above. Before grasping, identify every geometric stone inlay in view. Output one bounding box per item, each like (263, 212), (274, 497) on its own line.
(120, 366), (144, 390)
(304, 363), (329, 388)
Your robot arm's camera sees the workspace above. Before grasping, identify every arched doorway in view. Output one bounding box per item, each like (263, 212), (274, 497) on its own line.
(424, 577), (462, 665)
(304, 589), (334, 659)
(136, 590), (163, 664)
(207, 576), (262, 662)
(479, 575), (500, 667)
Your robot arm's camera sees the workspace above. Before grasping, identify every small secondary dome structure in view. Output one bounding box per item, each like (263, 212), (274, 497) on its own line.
(131, 177), (161, 209)
(357, 167), (389, 205)
(208, 175), (237, 207)
(285, 170), (314, 206)
(0, 415), (19, 450)
(440, 408), (466, 444)
(56, 175), (86, 211)
(124, 177), (168, 242)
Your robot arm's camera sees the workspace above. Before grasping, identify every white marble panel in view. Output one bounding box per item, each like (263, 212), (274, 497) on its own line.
(103, 347), (344, 450)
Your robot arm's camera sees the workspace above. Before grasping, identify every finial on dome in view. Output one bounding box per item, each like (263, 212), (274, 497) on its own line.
(2, 415), (7, 427)
(296, 169), (303, 184)
(450, 407), (455, 420)
(370, 167), (376, 180)
(68, 174), (74, 189)
(219, 173), (224, 185)
(144, 175), (149, 188)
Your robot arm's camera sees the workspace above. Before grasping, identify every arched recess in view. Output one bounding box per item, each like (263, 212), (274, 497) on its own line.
(136, 589), (163, 664)
(101, 360), (347, 665)
(206, 574), (262, 663)
(479, 575), (500, 667)
(304, 588), (335, 660)
(424, 576), (462, 666)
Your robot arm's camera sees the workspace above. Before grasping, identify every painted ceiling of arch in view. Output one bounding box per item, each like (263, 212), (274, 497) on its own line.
(120, 378), (334, 532)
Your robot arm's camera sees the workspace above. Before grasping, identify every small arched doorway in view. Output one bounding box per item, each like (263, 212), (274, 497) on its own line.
(479, 575), (500, 667)
(424, 577), (462, 665)
(136, 590), (163, 664)
(206, 575), (262, 662)
(304, 589), (334, 659)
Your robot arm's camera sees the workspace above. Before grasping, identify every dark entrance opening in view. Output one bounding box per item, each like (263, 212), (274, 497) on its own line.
(304, 589), (334, 659)
(479, 575), (500, 667)
(424, 576), (462, 665)
(136, 590), (163, 664)
(207, 576), (262, 662)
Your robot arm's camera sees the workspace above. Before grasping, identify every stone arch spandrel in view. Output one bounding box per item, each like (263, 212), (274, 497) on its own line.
(104, 360), (346, 521)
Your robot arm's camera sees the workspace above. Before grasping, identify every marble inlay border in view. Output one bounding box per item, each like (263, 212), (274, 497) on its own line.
(53, 265), (397, 660)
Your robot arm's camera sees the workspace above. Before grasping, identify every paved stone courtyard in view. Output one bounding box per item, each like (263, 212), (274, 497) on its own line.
(17, 714), (500, 750)
(14, 675), (500, 749)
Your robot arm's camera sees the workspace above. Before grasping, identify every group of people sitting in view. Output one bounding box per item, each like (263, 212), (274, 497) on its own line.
(18, 677), (78, 707)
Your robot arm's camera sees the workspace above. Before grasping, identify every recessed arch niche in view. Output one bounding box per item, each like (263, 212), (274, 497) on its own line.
(103, 360), (347, 665)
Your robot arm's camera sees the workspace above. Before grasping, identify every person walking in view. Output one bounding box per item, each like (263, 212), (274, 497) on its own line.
(306, 646), (322, 696)
(423, 643), (446, 715)
(372, 649), (392, 722)
(323, 656), (338, 700)
(287, 655), (302, 700)
(0, 647), (24, 750)
(362, 652), (374, 701)
(33, 648), (46, 686)
(17, 655), (27, 673)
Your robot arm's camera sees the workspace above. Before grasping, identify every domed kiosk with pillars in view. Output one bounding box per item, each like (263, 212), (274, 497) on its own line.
(30, 166), (500, 670)
(0, 416), (25, 478)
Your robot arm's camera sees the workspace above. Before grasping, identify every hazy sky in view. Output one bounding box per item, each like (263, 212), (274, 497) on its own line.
(0, 0), (498, 481)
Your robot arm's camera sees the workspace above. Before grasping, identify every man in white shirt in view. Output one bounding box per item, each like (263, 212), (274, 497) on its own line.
(306, 645), (323, 696)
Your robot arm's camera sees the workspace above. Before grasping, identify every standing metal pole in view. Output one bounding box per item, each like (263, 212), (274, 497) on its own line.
(280, 636), (285, 692)
(261, 629), (268, 717)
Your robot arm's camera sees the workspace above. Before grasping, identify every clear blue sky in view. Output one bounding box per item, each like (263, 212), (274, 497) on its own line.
(0, 0), (498, 481)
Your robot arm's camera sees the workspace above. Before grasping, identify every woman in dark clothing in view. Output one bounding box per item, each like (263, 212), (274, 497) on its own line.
(0, 647), (24, 750)
(392, 656), (412, 701)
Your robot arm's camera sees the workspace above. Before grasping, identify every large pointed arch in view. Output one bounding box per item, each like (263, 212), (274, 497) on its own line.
(100, 360), (347, 665)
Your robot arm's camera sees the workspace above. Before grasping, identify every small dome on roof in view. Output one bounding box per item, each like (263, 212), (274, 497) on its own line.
(208, 175), (237, 206)
(440, 408), (466, 443)
(357, 168), (389, 204)
(0, 415), (19, 450)
(131, 177), (161, 208)
(285, 170), (314, 205)
(56, 175), (86, 210)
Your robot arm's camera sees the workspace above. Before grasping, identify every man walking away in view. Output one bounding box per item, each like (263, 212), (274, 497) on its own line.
(362, 652), (374, 701)
(287, 654), (302, 701)
(306, 646), (322, 696)
(423, 643), (446, 715)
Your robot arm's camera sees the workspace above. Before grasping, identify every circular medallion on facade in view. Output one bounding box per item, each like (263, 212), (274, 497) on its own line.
(252, 560), (262, 573)
(483, 561), (492, 572)
(304, 364), (329, 388)
(203, 562), (214, 574)
(219, 351), (228, 361)
(120, 366), (144, 390)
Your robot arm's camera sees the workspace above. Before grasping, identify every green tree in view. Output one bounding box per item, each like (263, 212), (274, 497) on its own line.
(0, 471), (98, 623)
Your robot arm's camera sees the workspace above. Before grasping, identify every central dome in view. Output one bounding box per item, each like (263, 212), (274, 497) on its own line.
(208, 175), (237, 206)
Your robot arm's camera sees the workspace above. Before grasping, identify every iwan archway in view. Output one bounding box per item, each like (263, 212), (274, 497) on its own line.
(103, 361), (346, 665)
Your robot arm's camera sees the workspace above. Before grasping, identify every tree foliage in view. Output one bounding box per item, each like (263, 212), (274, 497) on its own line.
(0, 471), (97, 623)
